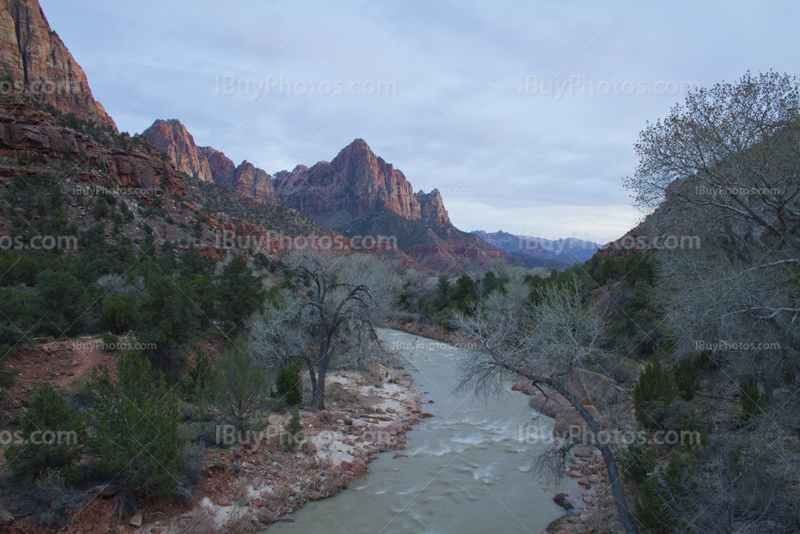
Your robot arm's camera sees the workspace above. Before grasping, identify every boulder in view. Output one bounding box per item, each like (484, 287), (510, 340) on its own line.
(553, 405), (607, 439)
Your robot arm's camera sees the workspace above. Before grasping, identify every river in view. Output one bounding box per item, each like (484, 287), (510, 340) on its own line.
(271, 329), (565, 533)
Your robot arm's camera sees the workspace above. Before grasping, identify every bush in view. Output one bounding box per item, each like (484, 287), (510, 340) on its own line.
(101, 332), (118, 353)
(635, 449), (697, 534)
(618, 441), (657, 484)
(206, 342), (270, 437)
(86, 349), (184, 496)
(632, 354), (678, 430)
(4, 382), (84, 481)
(99, 293), (136, 334)
(739, 375), (767, 420)
(182, 346), (212, 403)
(275, 364), (303, 406)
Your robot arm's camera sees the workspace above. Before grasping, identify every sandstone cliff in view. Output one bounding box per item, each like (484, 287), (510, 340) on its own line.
(143, 119), (278, 205)
(0, 0), (116, 129)
(0, 94), (183, 194)
(142, 119), (213, 182)
(274, 139), (452, 227)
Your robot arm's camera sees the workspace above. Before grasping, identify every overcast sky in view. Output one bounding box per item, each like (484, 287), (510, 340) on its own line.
(40, 0), (800, 242)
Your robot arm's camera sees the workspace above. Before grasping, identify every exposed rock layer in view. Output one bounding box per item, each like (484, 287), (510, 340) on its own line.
(0, 0), (116, 129)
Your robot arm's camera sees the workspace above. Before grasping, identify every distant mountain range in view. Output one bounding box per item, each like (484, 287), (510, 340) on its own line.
(472, 231), (601, 266)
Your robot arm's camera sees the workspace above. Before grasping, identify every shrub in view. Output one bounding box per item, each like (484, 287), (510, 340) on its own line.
(99, 293), (135, 334)
(86, 349), (184, 496)
(182, 346), (212, 403)
(635, 449), (697, 534)
(101, 332), (118, 353)
(739, 375), (767, 420)
(275, 364), (303, 406)
(618, 441), (657, 484)
(206, 342), (270, 437)
(632, 354), (678, 429)
(4, 382), (84, 481)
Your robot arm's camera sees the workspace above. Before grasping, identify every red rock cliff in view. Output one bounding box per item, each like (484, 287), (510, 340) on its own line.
(0, 0), (116, 129)
(143, 119), (278, 205)
(274, 139), (451, 227)
(142, 119), (213, 182)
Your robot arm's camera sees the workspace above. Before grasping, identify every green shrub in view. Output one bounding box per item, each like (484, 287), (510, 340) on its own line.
(673, 356), (702, 400)
(632, 354), (678, 430)
(182, 346), (212, 403)
(206, 342), (270, 436)
(618, 441), (657, 484)
(99, 293), (135, 334)
(739, 375), (766, 420)
(101, 332), (118, 353)
(275, 364), (303, 406)
(635, 450), (698, 534)
(4, 382), (84, 481)
(86, 349), (184, 496)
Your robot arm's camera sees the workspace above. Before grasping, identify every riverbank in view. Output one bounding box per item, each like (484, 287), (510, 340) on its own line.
(2, 354), (423, 534)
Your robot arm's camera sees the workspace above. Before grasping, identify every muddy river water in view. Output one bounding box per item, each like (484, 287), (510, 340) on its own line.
(272, 329), (565, 533)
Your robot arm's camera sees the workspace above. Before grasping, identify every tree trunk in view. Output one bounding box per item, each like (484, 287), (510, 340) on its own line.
(522, 373), (640, 534)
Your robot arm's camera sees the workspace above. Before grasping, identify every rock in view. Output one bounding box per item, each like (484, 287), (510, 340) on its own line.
(568, 470), (582, 478)
(344, 417), (353, 426)
(587, 475), (600, 484)
(300, 440), (318, 456)
(419, 412), (434, 418)
(129, 513), (143, 527)
(256, 509), (279, 525)
(281, 515), (294, 522)
(553, 493), (573, 510)
(384, 422), (403, 436)
(393, 453), (408, 458)
(273, 139), (450, 227)
(582, 496), (594, 505)
(143, 120), (214, 183)
(0, 0), (116, 128)
(357, 393), (383, 407)
(428, 400), (434, 403)
(217, 498), (233, 507)
(553, 405), (607, 439)
(91, 484), (118, 497)
(546, 514), (580, 533)
(528, 394), (570, 418)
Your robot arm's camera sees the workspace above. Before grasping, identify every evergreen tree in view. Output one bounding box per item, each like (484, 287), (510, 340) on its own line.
(5, 382), (84, 481)
(215, 257), (266, 333)
(632, 354), (678, 429)
(86, 349), (184, 496)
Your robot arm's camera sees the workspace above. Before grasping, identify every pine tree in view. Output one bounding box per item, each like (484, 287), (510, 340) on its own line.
(86, 348), (184, 496)
(5, 382), (84, 481)
(632, 354), (678, 429)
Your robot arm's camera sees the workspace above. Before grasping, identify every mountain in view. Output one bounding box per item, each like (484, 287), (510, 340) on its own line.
(472, 230), (601, 265)
(145, 123), (451, 229)
(273, 139), (451, 227)
(142, 120), (214, 183)
(0, 0), (116, 129)
(143, 120), (278, 205)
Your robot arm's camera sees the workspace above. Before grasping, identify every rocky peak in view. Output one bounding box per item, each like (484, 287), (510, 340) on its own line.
(0, 0), (116, 129)
(274, 139), (451, 227)
(142, 119), (278, 205)
(142, 119), (213, 183)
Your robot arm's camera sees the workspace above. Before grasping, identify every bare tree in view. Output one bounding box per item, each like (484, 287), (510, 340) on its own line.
(622, 71), (800, 410)
(454, 279), (639, 534)
(248, 252), (393, 410)
(623, 71), (800, 258)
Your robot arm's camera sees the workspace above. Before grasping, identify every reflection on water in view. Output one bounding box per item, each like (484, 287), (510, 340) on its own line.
(271, 329), (564, 534)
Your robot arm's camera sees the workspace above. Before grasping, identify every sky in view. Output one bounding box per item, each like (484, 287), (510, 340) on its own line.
(39, 0), (800, 243)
